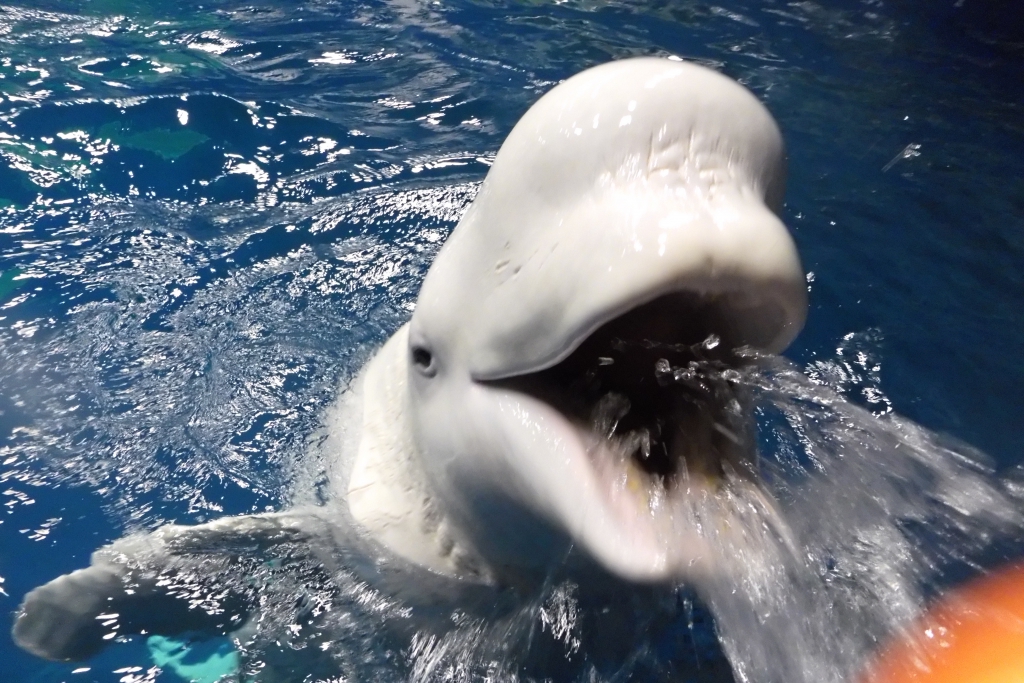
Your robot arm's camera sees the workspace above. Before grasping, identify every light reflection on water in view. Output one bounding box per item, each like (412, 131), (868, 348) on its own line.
(0, 183), (472, 515)
(1, 0), (1022, 681)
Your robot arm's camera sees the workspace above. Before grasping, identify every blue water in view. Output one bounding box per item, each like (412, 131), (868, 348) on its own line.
(1, 1), (1022, 681)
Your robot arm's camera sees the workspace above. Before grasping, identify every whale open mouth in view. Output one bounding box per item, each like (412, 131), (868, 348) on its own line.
(492, 291), (770, 497)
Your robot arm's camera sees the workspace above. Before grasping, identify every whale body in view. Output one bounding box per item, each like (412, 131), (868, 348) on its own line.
(12, 57), (806, 666)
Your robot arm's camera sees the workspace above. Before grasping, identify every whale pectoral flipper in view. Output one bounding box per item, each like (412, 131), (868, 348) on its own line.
(13, 561), (139, 662)
(12, 511), (321, 662)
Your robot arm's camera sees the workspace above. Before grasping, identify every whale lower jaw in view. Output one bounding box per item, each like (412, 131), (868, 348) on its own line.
(484, 288), (783, 583)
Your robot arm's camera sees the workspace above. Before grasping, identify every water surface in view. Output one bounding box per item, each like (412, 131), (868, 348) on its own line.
(1, 1), (1022, 681)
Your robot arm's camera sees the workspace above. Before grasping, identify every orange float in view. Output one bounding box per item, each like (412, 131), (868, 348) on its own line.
(861, 563), (1024, 683)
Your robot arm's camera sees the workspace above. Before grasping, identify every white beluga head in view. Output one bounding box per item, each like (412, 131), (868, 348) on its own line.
(349, 57), (806, 587)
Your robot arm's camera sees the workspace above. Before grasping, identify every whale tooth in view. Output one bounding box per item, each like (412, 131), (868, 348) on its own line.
(623, 458), (654, 512)
(625, 460), (644, 493)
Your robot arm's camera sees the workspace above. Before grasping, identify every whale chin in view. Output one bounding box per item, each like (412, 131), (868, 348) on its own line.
(482, 287), (781, 583)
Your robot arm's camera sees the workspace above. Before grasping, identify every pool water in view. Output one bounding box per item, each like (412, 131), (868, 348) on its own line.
(0, 1), (1022, 682)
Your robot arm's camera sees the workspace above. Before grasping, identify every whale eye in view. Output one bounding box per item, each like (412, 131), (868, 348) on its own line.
(411, 345), (436, 376)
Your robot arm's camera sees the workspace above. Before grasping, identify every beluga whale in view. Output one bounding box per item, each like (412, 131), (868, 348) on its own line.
(12, 57), (807, 668)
